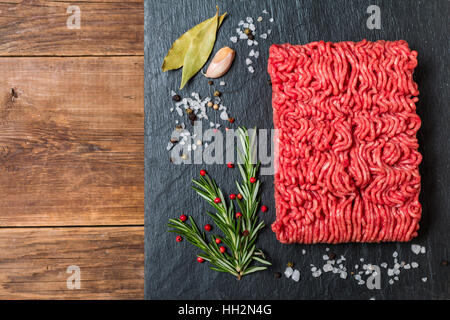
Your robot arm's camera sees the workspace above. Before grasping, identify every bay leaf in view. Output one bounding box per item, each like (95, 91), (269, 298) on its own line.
(162, 11), (226, 72)
(180, 9), (220, 89)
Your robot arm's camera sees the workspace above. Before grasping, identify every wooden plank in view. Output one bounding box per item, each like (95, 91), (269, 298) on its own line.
(0, 0), (143, 56)
(0, 57), (144, 226)
(0, 226), (144, 299)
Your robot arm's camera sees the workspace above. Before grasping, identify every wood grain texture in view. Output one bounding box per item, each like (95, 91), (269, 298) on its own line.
(0, 0), (143, 56)
(0, 226), (144, 299)
(0, 57), (144, 226)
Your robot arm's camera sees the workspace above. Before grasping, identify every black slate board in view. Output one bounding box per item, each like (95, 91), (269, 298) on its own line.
(145, 0), (449, 299)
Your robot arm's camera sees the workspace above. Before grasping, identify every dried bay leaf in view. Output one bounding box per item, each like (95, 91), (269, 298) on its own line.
(180, 9), (220, 89)
(162, 10), (227, 72)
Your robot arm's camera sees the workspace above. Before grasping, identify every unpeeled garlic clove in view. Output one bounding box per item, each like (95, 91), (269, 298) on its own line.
(205, 47), (235, 78)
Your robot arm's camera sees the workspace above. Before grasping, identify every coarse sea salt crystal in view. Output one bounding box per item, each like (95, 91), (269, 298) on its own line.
(302, 249), (306, 255)
(267, 29), (272, 35)
(260, 33), (268, 39)
(247, 39), (254, 46)
(393, 251), (398, 258)
(248, 66), (254, 73)
(239, 33), (248, 40)
(404, 264), (411, 269)
(394, 276), (399, 281)
(230, 36), (238, 43)
(312, 269), (322, 278)
(340, 272), (347, 279)
(323, 264), (333, 272)
(249, 24), (256, 31)
(269, 18), (274, 22)
(219, 81), (226, 86)
(249, 49), (255, 57)
(243, 22), (249, 28)
(238, 20), (244, 26)
(292, 269), (300, 282)
(387, 269), (394, 276)
(411, 244), (421, 255)
(322, 255), (329, 260)
(253, 40), (258, 46)
(246, 17), (253, 23)
(422, 277), (428, 282)
(245, 58), (252, 65)
(254, 51), (259, 58)
(220, 110), (229, 121)
(421, 246), (426, 254)
(389, 279), (394, 285)
(411, 262), (419, 268)
(262, 9), (268, 14)
(381, 262), (388, 268)
(284, 267), (294, 278)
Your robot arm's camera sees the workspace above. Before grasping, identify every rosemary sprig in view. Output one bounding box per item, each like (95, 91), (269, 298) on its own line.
(168, 127), (270, 280)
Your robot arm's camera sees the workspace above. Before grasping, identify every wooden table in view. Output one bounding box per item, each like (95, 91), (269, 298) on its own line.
(0, 0), (144, 299)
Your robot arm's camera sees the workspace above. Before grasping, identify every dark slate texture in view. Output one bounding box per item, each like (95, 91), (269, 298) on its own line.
(145, 0), (449, 299)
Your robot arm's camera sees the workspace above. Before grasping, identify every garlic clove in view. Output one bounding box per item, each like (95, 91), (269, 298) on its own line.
(205, 47), (235, 78)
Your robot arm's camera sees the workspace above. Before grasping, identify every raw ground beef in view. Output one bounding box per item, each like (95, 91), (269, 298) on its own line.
(268, 40), (422, 244)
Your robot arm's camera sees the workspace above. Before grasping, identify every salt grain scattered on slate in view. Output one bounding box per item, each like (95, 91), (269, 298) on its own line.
(323, 264), (333, 272)
(411, 262), (419, 268)
(219, 81), (226, 86)
(302, 249), (306, 255)
(260, 33), (268, 39)
(292, 269), (300, 282)
(230, 36), (237, 43)
(422, 277), (428, 282)
(248, 66), (255, 73)
(245, 58), (253, 65)
(411, 244), (421, 254)
(284, 267), (293, 278)
(312, 269), (322, 278)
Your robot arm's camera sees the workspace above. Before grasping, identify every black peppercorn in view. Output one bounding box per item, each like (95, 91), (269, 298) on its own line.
(247, 33), (254, 40)
(274, 272), (282, 279)
(441, 260), (449, 266)
(172, 94), (181, 102)
(328, 252), (336, 260)
(188, 113), (197, 125)
(208, 80), (213, 85)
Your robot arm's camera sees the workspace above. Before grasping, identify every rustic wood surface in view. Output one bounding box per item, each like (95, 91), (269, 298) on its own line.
(0, 0), (144, 299)
(0, 57), (144, 226)
(0, 0), (143, 56)
(0, 227), (144, 299)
